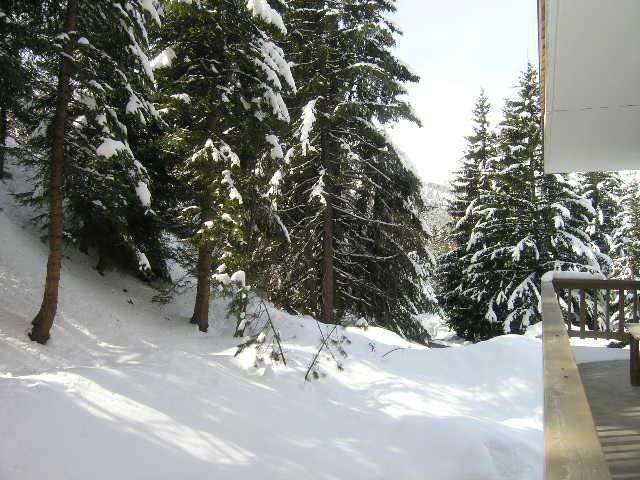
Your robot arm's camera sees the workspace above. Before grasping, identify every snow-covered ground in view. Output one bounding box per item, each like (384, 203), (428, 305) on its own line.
(0, 159), (545, 479)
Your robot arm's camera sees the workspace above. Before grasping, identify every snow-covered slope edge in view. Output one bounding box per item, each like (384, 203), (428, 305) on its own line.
(0, 161), (542, 480)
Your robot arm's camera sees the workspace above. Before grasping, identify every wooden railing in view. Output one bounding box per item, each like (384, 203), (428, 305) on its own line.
(542, 281), (612, 479)
(552, 278), (640, 341)
(552, 278), (640, 386)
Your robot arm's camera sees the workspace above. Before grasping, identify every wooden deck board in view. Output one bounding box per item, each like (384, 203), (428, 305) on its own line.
(579, 360), (640, 480)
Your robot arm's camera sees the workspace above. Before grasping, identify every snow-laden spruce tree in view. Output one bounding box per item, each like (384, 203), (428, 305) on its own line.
(438, 90), (503, 340)
(464, 64), (603, 337)
(0, 0), (47, 178)
(266, 0), (437, 340)
(612, 178), (640, 278)
(0, 0), (23, 178)
(153, 0), (295, 332)
(23, 0), (160, 344)
(579, 171), (624, 274)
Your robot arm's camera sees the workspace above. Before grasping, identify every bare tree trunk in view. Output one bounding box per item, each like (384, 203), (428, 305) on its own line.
(0, 104), (7, 179)
(190, 244), (212, 332)
(190, 198), (214, 332)
(29, 0), (77, 344)
(322, 202), (336, 324)
(321, 131), (336, 325)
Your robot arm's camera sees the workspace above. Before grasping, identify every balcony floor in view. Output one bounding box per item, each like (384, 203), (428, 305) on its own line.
(579, 360), (640, 480)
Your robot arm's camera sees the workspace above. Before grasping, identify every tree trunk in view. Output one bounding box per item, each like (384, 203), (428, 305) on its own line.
(322, 201), (336, 324)
(29, 0), (77, 344)
(190, 198), (214, 332)
(321, 131), (336, 325)
(0, 104), (7, 179)
(190, 244), (212, 332)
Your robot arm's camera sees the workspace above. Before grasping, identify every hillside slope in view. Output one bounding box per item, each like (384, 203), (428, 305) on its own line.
(0, 160), (542, 480)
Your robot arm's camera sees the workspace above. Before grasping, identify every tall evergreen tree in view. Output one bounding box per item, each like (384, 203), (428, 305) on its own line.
(612, 178), (640, 278)
(0, 0), (45, 178)
(153, 0), (294, 332)
(463, 64), (603, 337)
(25, 0), (159, 343)
(439, 90), (501, 340)
(267, 0), (436, 340)
(580, 171), (624, 274)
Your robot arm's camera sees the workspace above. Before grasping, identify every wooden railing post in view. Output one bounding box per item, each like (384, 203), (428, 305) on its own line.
(605, 290), (610, 337)
(618, 289), (625, 334)
(567, 288), (573, 331)
(580, 289), (587, 338)
(593, 291), (598, 330)
(631, 335), (640, 387)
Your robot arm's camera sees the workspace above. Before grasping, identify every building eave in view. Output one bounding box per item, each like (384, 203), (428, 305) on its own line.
(537, 0), (546, 115)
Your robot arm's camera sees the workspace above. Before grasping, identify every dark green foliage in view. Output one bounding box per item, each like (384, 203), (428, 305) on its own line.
(261, 0), (437, 341)
(15, 1), (161, 279)
(439, 90), (500, 341)
(445, 64), (604, 340)
(153, 0), (294, 326)
(612, 179), (640, 278)
(0, 1), (48, 176)
(580, 171), (624, 273)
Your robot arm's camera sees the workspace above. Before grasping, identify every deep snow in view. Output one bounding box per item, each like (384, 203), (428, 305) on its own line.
(0, 159), (544, 479)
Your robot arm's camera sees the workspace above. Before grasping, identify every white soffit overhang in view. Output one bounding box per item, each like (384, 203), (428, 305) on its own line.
(543, 0), (640, 174)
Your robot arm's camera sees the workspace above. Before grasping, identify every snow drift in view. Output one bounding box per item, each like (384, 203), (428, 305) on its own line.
(0, 160), (542, 479)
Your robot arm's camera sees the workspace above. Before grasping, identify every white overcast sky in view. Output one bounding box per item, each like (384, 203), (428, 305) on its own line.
(389, 0), (540, 185)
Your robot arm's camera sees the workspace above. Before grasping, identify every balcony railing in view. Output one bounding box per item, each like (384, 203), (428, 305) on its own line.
(543, 277), (640, 479)
(542, 280), (611, 479)
(552, 278), (640, 385)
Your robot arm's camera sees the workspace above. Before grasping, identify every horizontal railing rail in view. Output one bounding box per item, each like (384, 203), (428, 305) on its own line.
(552, 278), (640, 290)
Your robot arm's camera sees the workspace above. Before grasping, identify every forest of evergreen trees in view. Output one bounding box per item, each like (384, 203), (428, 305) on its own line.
(2, 1), (639, 346)
(1, 0), (436, 345)
(440, 64), (640, 341)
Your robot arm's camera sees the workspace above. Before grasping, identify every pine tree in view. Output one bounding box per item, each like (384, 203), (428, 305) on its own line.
(267, 0), (436, 340)
(439, 90), (501, 340)
(612, 178), (640, 278)
(26, 0), (159, 343)
(580, 171), (624, 274)
(464, 64), (603, 337)
(0, 0), (45, 178)
(153, 0), (294, 332)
